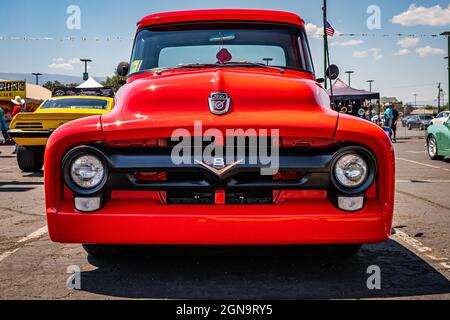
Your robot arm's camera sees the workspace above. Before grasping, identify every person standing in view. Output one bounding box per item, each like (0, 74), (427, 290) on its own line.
(11, 96), (26, 117)
(383, 103), (393, 141)
(10, 96), (26, 154)
(0, 107), (8, 155)
(391, 105), (399, 143)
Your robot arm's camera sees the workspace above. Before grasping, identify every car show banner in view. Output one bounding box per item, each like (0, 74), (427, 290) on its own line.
(0, 80), (26, 101)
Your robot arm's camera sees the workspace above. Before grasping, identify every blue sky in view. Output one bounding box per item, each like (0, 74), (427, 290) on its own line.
(0, 0), (449, 105)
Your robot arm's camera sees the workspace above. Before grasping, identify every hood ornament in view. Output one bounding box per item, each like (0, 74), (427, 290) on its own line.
(209, 92), (231, 115)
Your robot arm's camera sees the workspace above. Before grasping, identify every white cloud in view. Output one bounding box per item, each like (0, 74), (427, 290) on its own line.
(352, 48), (383, 60)
(48, 57), (82, 70)
(305, 23), (323, 39)
(416, 46), (445, 57)
(330, 39), (364, 47)
(393, 49), (412, 56)
(392, 4), (450, 26)
(68, 58), (82, 65)
(48, 62), (74, 70)
(397, 37), (420, 48)
(353, 50), (369, 58)
(369, 48), (384, 60)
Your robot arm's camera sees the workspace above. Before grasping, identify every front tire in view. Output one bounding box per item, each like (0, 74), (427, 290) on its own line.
(17, 147), (44, 172)
(82, 244), (124, 258)
(428, 136), (444, 161)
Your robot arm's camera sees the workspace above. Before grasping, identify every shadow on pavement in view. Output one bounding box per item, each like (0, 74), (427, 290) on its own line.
(79, 241), (450, 299)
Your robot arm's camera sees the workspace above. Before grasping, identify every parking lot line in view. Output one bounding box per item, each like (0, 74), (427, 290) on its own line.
(396, 158), (450, 172)
(394, 229), (450, 272)
(0, 226), (48, 263)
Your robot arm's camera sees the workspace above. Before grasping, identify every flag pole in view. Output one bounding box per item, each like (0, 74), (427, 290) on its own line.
(323, 0), (328, 89)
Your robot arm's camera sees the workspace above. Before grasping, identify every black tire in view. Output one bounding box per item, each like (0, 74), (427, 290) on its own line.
(407, 124), (412, 130)
(17, 147), (44, 172)
(427, 136), (444, 161)
(82, 244), (124, 258)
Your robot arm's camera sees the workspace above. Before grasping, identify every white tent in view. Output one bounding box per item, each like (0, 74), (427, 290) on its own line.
(76, 77), (103, 89)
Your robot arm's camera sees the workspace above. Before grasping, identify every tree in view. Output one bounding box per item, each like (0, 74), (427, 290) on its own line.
(42, 81), (78, 91)
(102, 72), (124, 91)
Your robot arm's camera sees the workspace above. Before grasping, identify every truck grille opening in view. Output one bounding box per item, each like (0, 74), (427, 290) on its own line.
(166, 190), (274, 205)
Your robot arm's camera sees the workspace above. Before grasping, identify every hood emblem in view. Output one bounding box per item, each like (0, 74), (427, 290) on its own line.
(195, 159), (243, 177)
(209, 92), (231, 115)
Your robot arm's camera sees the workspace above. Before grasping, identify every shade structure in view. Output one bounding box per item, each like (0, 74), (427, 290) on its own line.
(76, 77), (103, 89)
(328, 79), (380, 101)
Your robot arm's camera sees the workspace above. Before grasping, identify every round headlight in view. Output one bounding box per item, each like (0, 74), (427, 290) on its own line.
(70, 154), (105, 189)
(334, 154), (368, 188)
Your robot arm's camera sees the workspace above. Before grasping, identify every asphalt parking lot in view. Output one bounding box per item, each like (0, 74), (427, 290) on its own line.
(0, 127), (449, 300)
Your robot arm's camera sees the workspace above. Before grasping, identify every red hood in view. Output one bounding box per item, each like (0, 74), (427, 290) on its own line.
(102, 68), (338, 141)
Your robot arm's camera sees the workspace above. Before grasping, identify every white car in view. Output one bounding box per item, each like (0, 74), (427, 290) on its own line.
(431, 111), (450, 126)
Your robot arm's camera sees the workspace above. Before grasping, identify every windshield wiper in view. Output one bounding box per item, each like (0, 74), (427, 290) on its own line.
(152, 64), (220, 74)
(151, 62), (302, 75)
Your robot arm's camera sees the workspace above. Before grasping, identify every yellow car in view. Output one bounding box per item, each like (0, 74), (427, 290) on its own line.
(9, 95), (114, 172)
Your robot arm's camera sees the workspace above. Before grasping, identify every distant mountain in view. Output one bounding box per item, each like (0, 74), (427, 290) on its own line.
(0, 72), (106, 85)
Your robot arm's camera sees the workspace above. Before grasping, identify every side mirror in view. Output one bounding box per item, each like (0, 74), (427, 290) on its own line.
(117, 62), (130, 77)
(316, 78), (325, 84)
(326, 64), (340, 80)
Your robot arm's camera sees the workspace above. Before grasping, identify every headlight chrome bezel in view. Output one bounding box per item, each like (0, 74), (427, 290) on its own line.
(330, 146), (377, 195)
(62, 146), (109, 196)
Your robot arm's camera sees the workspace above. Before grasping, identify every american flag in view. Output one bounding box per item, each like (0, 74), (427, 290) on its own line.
(325, 21), (335, 37)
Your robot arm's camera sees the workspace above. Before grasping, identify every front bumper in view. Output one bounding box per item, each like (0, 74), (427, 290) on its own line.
(49, 197), (390, 244)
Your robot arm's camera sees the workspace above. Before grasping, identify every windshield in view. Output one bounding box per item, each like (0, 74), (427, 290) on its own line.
(130, 23), (314, 74)
(40, 98), (109, 110)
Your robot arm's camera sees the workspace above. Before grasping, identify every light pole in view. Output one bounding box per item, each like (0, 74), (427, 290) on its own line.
(441, 32), (450, 111)
(80, 59), (92, 81)
(32, 73), (42, 85)
(367, 80), (375, 92)
(413, 93), (418, 109)
(345, 71), (354, 86)
(262, 58), (273, 66)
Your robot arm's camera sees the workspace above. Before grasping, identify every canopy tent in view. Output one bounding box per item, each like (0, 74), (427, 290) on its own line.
(328, 79), (380, 100)
(76, 77), (103, 89)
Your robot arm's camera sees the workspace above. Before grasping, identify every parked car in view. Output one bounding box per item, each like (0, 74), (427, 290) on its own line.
(43, 9), (395, 259)
(406, 114), (433, 130)
(401, 115), (413, 127)
(8, 89), (114, 172)
(426, 118), (450, 160)
(431, 111), (450, 126)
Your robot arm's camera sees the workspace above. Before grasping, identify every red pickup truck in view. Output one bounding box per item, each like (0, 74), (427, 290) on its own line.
(44, 9), (395, 258)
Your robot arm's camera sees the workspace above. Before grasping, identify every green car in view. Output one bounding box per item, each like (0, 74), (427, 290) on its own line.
(426, 117), (450, 160)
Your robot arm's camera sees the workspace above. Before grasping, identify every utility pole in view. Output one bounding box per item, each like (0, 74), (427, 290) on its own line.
(323, 0), (329, 89)
(32, 73), (42, 85)
(438, 82), (441, 113)
(345, 71), (354, 86)
(367, 80), (375, 92)
(441, 32), (450, 111)
(80, 59), (92, 81)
